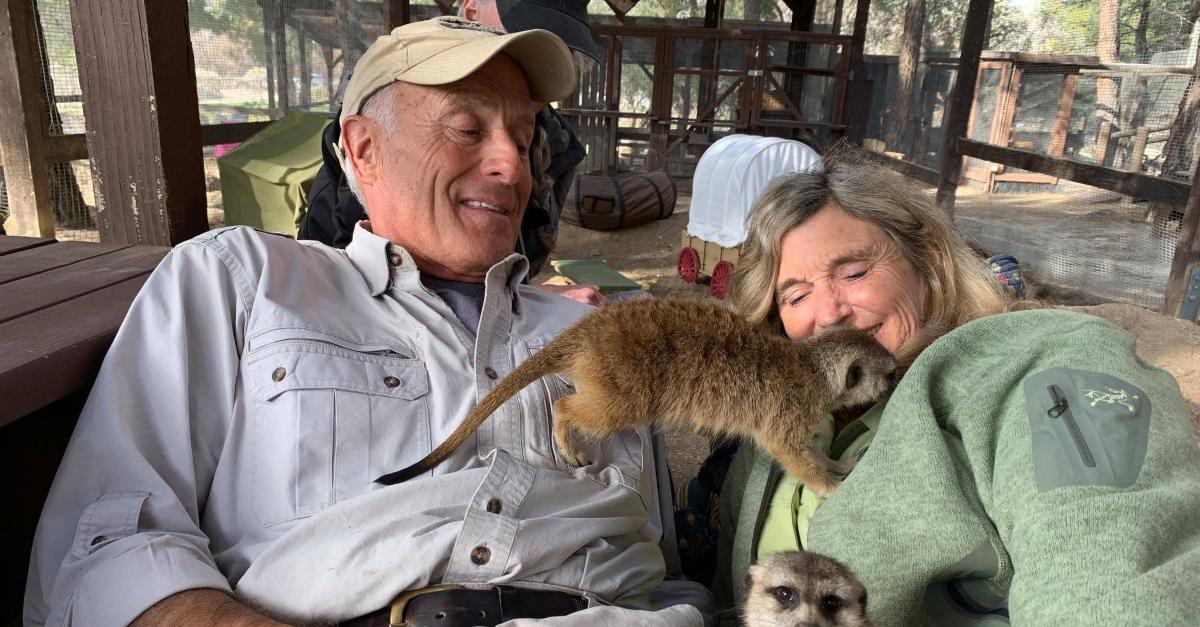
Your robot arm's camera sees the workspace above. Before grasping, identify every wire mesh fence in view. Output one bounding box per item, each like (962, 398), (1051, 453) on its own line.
(859, 0), (1195, 310)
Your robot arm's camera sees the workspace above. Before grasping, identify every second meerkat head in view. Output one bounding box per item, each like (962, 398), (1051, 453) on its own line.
(806, 328), (898, 410)
(742, 551), (873, 627)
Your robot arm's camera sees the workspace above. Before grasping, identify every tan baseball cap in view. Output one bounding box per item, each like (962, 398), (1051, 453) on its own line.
(339, 16), (577, 128)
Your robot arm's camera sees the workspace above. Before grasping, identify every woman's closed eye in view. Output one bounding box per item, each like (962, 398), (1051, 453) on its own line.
(838, 263), (870, 281)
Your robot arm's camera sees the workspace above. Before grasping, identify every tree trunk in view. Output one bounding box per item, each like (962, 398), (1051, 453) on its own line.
(1117, 0), (1151, 169)
(744, 0), (762, 21)
(886, 0), (925, 152)
(1095, 0), (1120, 165)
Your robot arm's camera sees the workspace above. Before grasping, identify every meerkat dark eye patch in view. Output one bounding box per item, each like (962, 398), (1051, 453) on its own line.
(771, 586), (796, 606)
(845, 362), (863, 390)
(820, 594), (843, 615)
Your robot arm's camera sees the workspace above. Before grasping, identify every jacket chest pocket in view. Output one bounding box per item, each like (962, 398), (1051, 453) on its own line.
(246, 338), (430, 526)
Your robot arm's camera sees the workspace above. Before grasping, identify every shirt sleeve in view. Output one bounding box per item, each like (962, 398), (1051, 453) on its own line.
(968, 313), (1200, 622)
(24, 239), (248, 627)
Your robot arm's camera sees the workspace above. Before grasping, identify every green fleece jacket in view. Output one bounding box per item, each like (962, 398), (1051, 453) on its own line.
(713, 309), (1200, 625)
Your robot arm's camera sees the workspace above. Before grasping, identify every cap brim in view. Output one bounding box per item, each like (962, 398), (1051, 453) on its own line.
(496, 0), (602, 63)
(397, 29), (577, 103)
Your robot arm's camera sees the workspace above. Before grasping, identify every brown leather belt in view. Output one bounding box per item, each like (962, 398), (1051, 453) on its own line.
(340, 585), (588, 627)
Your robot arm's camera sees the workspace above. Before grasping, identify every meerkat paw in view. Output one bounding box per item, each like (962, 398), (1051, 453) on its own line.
(828, 456), (859, 478)
(559, 446), (592, 467)
(807, 477), (842, 498)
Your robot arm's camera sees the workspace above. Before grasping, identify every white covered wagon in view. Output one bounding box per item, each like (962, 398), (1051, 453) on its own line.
(679, 134), (822, 299)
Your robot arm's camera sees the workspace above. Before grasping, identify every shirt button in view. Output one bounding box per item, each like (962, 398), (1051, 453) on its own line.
(484, 367), (498, 380)
(470, 546), (491, 565)
(388, 252), (402, 266)
(486, 498), (502, 514)
(272, 367), (287, 382)
(383, 375), (400, 388)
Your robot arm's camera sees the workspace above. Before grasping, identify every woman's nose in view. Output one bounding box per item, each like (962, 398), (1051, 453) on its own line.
(812, 288), (850, 330)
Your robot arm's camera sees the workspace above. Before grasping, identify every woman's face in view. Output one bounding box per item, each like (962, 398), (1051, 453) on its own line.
(775, 203), (927, 354)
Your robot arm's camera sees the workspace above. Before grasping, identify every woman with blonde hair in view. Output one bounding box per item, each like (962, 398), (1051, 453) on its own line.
(712, 144), (1200, 625)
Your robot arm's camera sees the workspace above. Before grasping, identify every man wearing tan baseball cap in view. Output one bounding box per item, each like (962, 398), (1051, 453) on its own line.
(25, 16), (708, 627)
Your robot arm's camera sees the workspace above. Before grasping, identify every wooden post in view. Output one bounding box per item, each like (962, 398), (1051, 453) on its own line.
(69, 0), (208, 245)
(1161, 163), (1200, 320)
(385, 0), (410, 29)
(934, 0), (994, 215)
(844, 0), (872, 144)
(273, 6), (290, 113)
(298, 24), (311, 107)
(0, 0), (55, 237)
(1129, 126), (1150, 172)
(1047, 73), (1078, 157)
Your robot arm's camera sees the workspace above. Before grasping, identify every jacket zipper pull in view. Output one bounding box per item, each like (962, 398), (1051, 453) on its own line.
(1047, 384), (1096, 468)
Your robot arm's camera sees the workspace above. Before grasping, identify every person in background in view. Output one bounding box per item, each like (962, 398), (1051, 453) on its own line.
(299, 0), (607, 306)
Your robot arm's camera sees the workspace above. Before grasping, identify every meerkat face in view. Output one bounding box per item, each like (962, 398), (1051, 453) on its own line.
(742, 551), (872, 627)
(809, 328), (898, 410)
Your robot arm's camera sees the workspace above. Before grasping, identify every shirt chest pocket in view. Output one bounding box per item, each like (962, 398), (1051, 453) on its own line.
(246, 338), (431, 526)
(519, 339), (643, 477)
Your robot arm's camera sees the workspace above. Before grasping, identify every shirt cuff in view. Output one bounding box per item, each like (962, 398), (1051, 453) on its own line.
(64, 534), (232, 627)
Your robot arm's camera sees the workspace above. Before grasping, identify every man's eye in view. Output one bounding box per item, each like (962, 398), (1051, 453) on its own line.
(457, 128), (481, 137)
(784, 292), (808, 306)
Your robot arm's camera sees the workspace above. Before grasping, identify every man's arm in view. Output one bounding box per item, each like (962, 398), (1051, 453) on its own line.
(131, 589), (288, 627)
(25, 237), (248, 626)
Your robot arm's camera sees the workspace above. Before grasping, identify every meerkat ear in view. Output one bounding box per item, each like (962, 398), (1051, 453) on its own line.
(744, 565), (759, 591)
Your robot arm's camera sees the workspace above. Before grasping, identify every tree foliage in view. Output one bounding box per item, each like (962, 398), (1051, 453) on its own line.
(1032, 0), (1195, 58)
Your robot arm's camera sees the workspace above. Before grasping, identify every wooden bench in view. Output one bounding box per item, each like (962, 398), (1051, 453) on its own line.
(0, 235), (168, 624)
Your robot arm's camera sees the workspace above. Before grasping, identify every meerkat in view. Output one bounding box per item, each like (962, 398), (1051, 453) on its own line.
(375, 299), (897, 495)
(743, 551), (874, 627)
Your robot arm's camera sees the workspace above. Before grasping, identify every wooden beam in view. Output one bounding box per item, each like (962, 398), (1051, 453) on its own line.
(1162, 162), (1200, 320)
(605, 0), (641, 17)
(0, 0), (55, 238)
(384, 0), (409, 29)
(957, 139), (1190, 204)
(934, 0), (994, 216)
(876, 152), (940, 187)
(844, 0), (872, 143)
(69, 0), (208, 246)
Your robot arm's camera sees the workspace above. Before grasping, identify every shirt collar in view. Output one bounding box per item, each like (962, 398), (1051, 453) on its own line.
(345, 220), (529, 298)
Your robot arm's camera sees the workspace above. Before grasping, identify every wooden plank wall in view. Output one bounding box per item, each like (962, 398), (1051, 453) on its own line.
(69, 0), (208, 246)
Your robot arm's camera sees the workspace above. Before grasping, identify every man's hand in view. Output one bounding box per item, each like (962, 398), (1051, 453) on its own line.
(535, 283), (609, 306)
(132, 589), (290, 627)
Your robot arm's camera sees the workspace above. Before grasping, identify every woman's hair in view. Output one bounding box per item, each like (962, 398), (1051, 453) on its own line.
(729, 141), (1022, 362)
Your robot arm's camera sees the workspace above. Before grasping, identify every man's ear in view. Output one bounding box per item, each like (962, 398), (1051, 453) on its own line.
(461, 0), (480, 21)
(341, 115), (378, 187)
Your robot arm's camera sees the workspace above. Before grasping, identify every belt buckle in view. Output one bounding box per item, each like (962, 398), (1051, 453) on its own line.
(389, 583), (462, 627)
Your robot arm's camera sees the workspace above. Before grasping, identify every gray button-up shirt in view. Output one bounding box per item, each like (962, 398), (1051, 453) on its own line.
(24, 225), (703, 626)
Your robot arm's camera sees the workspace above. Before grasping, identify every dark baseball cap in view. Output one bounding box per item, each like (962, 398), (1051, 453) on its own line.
(496, 0), (602, 63)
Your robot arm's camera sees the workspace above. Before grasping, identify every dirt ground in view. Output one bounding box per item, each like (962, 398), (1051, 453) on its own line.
(537, 196), (1200, 487)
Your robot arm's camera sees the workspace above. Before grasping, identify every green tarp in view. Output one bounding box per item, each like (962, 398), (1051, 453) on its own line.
(550, 259), (642, 293)
(217, 111), (329, 236)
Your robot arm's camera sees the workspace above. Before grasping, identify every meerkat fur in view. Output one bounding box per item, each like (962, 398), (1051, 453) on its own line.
(378, 299), (897, 495)
(742, 551), (874, 627)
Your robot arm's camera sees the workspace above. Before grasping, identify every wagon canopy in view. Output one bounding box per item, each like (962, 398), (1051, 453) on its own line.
(687, 135), (822, 248)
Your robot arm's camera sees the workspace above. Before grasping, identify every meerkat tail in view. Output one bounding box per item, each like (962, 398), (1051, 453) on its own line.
(374, 335), (578, 485)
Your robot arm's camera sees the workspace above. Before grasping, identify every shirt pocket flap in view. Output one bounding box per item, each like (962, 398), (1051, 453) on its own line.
(246, 340), (430, 401)
(72, 491), (149, 557)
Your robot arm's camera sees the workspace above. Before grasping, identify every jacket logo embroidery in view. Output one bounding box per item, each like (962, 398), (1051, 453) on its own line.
(1082, 387), (1138, 412)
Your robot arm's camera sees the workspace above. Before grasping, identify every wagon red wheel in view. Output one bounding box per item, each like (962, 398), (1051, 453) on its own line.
(678, 247), (700, 283)
(710, 260), (734, 300)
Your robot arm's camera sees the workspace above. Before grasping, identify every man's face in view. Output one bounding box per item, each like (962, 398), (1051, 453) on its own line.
(348, 54), (539, 281)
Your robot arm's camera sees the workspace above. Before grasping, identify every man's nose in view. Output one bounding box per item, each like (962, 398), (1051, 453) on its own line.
(482, 131), (524, 184)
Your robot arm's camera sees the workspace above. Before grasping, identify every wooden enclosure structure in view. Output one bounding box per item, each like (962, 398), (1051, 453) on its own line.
(0, 0), (1195, 314)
